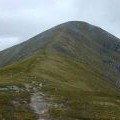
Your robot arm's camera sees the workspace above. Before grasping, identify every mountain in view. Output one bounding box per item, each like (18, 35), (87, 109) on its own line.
(0, 21), (120, 119)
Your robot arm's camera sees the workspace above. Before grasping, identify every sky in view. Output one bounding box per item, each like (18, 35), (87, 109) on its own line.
(0, 0), (120, 51)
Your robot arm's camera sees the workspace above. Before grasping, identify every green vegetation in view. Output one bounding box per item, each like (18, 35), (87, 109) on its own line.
(0, 21), (120, 119)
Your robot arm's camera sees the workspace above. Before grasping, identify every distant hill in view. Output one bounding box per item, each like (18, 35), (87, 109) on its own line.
(0, 21), (120, 119)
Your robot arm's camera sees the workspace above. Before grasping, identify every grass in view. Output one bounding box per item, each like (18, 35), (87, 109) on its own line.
(0, 21), (120, 119)
(0, 48), (120, 119)
(0, 91), (37, 120)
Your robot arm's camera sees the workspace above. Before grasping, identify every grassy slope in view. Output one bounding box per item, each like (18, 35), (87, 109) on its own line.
(0, 48), (120, 120)
(0, 21), (120, 119)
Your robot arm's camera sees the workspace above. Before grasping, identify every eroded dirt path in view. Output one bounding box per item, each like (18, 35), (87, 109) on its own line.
(30, 92), (49, 120)
(25, 83), (50, 120)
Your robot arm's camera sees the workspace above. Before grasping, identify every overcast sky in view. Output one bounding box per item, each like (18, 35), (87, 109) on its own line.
(0, 0), (120, 51)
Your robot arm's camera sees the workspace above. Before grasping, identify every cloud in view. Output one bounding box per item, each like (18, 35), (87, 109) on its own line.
(0, 0), (120, 51)
(0, 37), (19, 51)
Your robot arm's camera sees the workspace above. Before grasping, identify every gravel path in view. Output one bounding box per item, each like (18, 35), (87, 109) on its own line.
(24, 83), (50, 120)
(30, 92), (49, 120)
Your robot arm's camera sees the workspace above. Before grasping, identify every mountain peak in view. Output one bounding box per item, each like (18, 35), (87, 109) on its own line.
(0, 21), (120, 68)
(55, 21), (95, 31)
(0, 21), (120, 119)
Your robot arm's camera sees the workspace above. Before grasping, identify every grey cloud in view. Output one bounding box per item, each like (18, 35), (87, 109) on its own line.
(0, 0), (120, 51)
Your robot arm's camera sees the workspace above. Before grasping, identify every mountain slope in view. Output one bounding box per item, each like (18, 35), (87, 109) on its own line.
(0, 21), (120, 119)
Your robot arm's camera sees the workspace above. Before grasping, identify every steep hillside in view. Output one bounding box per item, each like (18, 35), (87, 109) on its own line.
(0, 21), (120, 119)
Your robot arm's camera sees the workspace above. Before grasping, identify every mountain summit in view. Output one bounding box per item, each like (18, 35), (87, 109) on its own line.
(0, 21), (120, 119)
(0, 21), (120, 67)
